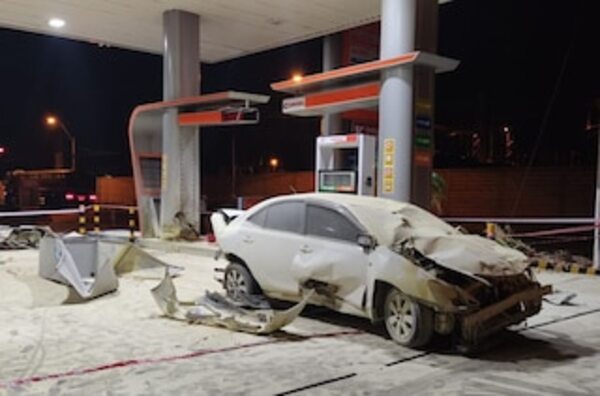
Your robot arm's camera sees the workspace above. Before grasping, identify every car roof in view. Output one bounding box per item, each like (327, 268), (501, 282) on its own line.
(262, 192), (412, 211)
(251, 193), (455, 246)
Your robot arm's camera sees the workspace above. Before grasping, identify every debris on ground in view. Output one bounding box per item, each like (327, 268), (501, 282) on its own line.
(490, 225), (536, 256)
(544, 290), (577, 305)
(39, 234), (182, 300)
(534, 250), (593, 268)
(489, 224), (593, 268)
(0, 226), (50, 250)
(151, 273), (313, 334)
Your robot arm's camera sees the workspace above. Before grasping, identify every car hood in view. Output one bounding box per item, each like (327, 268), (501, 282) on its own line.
(344, 202), (528, 276)
(395, 228), (529, 276)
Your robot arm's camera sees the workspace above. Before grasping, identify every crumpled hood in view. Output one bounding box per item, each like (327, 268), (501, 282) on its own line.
(395, 227), (528, 276)
(339, 198), (529, 277)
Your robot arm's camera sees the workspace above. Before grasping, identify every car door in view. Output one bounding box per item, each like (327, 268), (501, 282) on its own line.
(236, 200), (306, 297)
(293, 203), (370, 316)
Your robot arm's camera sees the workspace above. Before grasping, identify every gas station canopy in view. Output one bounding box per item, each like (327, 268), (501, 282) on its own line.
(0, 0), (382, 63)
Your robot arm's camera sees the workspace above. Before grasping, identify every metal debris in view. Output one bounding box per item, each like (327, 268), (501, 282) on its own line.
(151, 274), (313, 334)
(39, 234), (182, 299)
(0, 226), (49, 250)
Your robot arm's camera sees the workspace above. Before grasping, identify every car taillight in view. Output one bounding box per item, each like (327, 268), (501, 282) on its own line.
(65, 193), (75, 201)
(77, 195), (86, 202)
(89, 194), (98, 202)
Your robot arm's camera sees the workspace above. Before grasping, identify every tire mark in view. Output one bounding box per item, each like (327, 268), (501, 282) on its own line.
(275, 373), (358, 396)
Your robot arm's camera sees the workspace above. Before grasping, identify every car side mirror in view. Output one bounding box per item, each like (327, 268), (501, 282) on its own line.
(357, 234), (376, 251)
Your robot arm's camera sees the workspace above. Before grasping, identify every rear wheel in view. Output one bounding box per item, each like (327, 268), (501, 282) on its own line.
(224, 262), (260, 301)
(384, 288), (434, 348)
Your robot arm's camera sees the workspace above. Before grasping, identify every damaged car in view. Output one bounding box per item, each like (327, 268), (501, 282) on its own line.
(211, 193), (551, 348)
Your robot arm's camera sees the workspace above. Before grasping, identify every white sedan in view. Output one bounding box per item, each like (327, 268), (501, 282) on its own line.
(211, 193), (550, 348)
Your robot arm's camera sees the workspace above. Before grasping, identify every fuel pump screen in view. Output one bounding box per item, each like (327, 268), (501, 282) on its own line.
(318, 171), (357, 193)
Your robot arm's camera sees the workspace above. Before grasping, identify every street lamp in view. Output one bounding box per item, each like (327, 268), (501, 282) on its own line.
(45, 115), (76, 173)
(269, 157), (280, 171)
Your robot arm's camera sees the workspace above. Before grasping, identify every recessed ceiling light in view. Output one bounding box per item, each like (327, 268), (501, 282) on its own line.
(48, 18), (66, 28)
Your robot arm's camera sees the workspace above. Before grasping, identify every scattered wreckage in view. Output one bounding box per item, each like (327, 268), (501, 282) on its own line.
(151, 274), (313, 334)
(35, 231), (308, 334)
(0, 225), (49, 250)
(38, 233), (181, 299)
(211, 193), (552, 348)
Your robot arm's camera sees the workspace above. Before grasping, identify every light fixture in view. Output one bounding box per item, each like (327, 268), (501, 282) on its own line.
(292, 73), (303, 83)
(45, 115), (58, 126)
(48, 18), (66, 29)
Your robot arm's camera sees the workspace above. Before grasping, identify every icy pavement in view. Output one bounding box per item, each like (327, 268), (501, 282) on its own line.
(0, 248), (599, 395)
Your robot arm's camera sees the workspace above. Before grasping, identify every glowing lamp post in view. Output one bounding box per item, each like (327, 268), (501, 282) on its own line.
(269, 157), (280, 172)
(45, 115), (76, 173)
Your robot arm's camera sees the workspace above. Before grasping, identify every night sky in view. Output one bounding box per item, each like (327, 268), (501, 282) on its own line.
(0, 0), (598, 180)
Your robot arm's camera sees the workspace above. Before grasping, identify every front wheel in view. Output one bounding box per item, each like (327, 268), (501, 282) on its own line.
(384, 288), (434, 348)
(224, 262), (260, 302)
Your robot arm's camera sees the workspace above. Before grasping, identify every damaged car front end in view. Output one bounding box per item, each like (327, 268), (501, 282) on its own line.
(393, 241), (551, 346)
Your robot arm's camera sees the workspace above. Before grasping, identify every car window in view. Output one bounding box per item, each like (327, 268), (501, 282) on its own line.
(306, 205), (361, 243)
(264, 202), (304, 234)
(247, 208), (267, 227)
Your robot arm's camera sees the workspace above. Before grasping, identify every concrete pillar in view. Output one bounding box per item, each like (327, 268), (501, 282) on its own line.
(320, 34), (343, 136)
(378, 0), (416, 201)
(594, 130), (600, 268)
(160, 10), (201, 237)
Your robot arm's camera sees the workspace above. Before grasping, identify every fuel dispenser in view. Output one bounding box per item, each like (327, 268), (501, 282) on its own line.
(315, 133), (376, 195)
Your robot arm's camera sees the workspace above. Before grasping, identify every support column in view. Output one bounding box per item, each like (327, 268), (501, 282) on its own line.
(594, 130), (600, 268)
(320, 34), (343, 137)
(378, 0), (416, 201)
(161, 10), (201, 237)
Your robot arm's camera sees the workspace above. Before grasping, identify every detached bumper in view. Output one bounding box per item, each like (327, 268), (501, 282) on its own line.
(461, 284), (552, 343)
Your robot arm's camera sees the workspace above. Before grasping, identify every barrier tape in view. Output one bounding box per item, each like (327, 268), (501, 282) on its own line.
(1, 205), (138, 237)
(529, 260), (600, 276)
(0, 208), (81, 217)
(512, 224), (599, 238)
(0, 205), (138, 218)
(445, 217), (594, 225)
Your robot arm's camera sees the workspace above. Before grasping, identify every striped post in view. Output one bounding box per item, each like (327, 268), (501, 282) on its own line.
(128, 207), (136, 242)
(485, 222), (496, 239)
(93, 204), (101, 233)
(78, 204), (86, 234)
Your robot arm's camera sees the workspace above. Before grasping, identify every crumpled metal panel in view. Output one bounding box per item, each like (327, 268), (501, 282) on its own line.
(39, 235), (119, 299)
(151, 273), (313, 334)
(39, 235), (182, 299)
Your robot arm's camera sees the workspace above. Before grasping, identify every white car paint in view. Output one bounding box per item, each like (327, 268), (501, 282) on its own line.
(212, 193), (532, 321)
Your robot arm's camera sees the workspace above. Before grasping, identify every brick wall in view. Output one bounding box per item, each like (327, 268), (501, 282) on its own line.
(436, 168), (594, 217)
(96, 176), (136, 205)
(225, 167), (594, 217)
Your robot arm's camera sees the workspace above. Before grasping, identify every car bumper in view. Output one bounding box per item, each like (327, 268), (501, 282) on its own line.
(461, 284), (552, 343)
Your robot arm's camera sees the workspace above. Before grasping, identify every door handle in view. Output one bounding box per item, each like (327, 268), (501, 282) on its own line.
(300, 245), (313, 254)
(242, 236), (254, 244)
